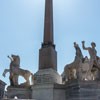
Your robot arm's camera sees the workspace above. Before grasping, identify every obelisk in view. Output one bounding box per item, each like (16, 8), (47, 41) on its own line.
(43, 0), (54, 44)
(32, 1), (62, 99)
(39, 0), (57, 71)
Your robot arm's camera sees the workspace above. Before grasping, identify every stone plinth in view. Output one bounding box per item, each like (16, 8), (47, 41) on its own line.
(32, 69), (64, 100)
(7, 86), (32, 99)
(34, 68), (62, 85)
(39, 46), (57, 70)
(66, 80), (100, 100)
(32, 84), (66, 100)
(3, 99), (35, 100)
(0, 80), (6, 99)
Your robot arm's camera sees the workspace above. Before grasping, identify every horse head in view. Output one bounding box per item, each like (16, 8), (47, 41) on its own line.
(11, 54), (20, 66)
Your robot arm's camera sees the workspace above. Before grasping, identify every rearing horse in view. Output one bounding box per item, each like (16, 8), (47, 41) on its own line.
(2, 55), (34, 86)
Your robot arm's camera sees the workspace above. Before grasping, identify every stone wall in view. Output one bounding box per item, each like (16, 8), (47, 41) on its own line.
(7, 87), (32, 99)
(66, 80), (100, 100)
(32, 84), (66, 100)
(0, 80), (6, 99)
(2, 99), (36, 100)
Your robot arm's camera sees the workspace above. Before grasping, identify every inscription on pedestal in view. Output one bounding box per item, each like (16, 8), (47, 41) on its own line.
(34, 69), (62, 85)
(35, 74), (54, 84)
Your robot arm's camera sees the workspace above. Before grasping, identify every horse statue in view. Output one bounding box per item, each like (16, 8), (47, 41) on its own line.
(63, 42), (84, 82)
(80, 56), (100, 81)
(62, 42), (100, 83)
(2, 55), (34, 87)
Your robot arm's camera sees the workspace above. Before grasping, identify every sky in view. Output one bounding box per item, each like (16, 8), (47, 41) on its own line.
(0, 0), (100, 86)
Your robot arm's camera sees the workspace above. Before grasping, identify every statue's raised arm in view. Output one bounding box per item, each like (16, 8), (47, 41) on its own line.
(82, 41), (89, 50)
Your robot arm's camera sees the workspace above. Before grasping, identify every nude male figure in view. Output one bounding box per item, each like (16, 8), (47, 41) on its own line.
(82, 41), (99, 70)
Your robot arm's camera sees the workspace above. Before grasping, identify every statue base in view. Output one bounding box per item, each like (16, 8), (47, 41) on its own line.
(7, 86), (32, 99)
(34, 68), (62, 84)
(31, 69), (64, 100)
(0, 80), (6, 99)
(32, 84), (66, 100)
(2, 98), (36, 100)
(66, 80), (100, 100)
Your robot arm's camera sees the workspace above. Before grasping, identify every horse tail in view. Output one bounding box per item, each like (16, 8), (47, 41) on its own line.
(31, 73), (34, 85)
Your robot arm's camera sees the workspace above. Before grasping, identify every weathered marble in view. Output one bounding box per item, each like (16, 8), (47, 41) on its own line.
(7, 86), (32, 99)
(0, 80), (6, 99)
(66, 80), (100, 100)
(32, 84), (66, 100)
(3, 99), (35, 100)
(34, 68), (62, 85)
(3, 55), (34, 87)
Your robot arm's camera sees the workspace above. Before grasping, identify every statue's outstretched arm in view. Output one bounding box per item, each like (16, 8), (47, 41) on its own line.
(82, 41), (89, 50)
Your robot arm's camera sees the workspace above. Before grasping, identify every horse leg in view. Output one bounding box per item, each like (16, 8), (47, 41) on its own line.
(2, 69), (9, 77)
(24, 73), (30, 85)
(85, 60), (93, 80)
(31, 73), (34, 85)
(9, 73), (15, 86)
(13, 75), (19, 86)
(2, 70), (6, 77)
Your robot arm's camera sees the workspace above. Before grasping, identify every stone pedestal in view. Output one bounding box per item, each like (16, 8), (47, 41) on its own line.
(7, 86), (32, 99)
(0, 80), (6, 99)
(39, 46), (57, 71)
(66, 80), (100, 100)
(32, 84), (66, 100)
(32, 69), (64, 100)
(2, 99), (36, 100)
(34, 68), (62, 84)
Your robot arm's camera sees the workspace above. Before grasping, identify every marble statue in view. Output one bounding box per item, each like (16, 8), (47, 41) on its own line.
(2, 55), (34, 87)
(62, 41), (100, 83)
(79, 56), (95, 80)
(63, 42), (83, 82)
(82, 41), (99, 69)
(8, 55), (20, 86)
(82, 41), (100, 80)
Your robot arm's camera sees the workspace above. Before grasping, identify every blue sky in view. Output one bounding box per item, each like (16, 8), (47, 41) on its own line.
(0, 0), (100, 85)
